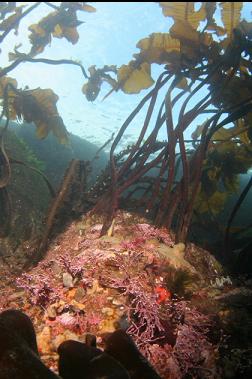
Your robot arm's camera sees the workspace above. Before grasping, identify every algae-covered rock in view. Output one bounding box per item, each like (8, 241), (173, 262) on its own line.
(184, 242), (224, 285)
(157, 242), (195, 273)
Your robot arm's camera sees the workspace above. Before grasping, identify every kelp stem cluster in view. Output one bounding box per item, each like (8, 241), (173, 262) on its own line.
(91, 23), (252, 246)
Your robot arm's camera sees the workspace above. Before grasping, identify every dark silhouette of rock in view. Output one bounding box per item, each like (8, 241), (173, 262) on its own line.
(88, 353), (130, 379)
(58, 339), (102, 378)
(103, 329), (161, 379)
(0, 309), (60, 379)
(58, 338), (130, 378)
(0, 309), (38, 354)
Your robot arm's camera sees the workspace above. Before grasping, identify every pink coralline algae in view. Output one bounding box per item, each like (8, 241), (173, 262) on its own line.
(100, 253), (169, 345)
(16, 273), (58, 307)
(121, 236), (146, 250)
(58, 254), (83, 279)
(56, 311), (102, 334)
(98, 249), (218, 378)
(135, 223), (174, 246)
(173, 323), (216, 377)
(119, 223), (174, 251)
(57, 312), (76, 329)
(147, 343), (180, 378)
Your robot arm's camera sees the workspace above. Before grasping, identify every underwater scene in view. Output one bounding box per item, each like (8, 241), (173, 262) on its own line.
(1, 2), (252, 378)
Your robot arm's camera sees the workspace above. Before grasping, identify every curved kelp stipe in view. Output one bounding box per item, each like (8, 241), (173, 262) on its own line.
(33, 160), (89, 265)
(0, 135), (11, 189)
(225, 173), (252, 257)
(0, 187), (11, 237)
(0, 156), (55, 239)
(0, 89), (12, 190)
(10, 158), (55, 198)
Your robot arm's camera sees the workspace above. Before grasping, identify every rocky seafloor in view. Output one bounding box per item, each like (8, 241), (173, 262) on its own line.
(0, 211), (252, 378)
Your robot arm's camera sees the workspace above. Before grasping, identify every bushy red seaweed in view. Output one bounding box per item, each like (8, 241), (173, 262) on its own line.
(16, 272), (58, 307)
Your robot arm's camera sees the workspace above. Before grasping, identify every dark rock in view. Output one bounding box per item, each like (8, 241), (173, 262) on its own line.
(103, 329), (161, 379)
(0, 309), (60, 378)
(215, 287), (252, 306)
(58, 337), (130, 379)
(185, 242), (224, 285)
(57, 339), (102, 378)
(89, 353), (130, 378)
